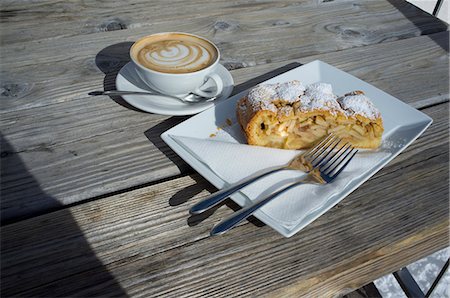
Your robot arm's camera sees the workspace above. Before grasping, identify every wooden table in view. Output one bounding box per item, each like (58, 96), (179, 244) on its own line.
(1, 0), (448, 296)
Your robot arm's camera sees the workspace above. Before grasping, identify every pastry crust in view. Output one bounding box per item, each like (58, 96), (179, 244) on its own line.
(237, 81), (384, 149)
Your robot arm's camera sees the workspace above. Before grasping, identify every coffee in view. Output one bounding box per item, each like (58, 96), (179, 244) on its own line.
(131, 33), (218, 74)
(130, 32), (223, 97)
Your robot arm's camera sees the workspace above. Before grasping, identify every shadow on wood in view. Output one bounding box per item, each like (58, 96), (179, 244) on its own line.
(169, 174), (217, 207)
(144, 117), (192, 173)
(0, 134), (62, 224)
(187, 195), (266, 228)
(0, 134), (127, 297)
(95, 41), (144, 112)
(386, 0), (448, 52)
(167, 174), (266, 228)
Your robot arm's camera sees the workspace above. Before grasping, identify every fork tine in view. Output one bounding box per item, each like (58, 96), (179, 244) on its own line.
(320, 142), (352, 172)
(331, 149), (358, 179)
(310, 136), (341, 167)
(304, 134), (334, 159)
(325, 148), (358, 177)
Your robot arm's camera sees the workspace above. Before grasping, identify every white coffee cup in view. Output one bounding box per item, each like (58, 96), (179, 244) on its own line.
(130, 32), (223, 97)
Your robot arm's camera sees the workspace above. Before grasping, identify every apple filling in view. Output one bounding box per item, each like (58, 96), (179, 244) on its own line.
(237, 81), (384, 150)
(256, 114), (383, 149)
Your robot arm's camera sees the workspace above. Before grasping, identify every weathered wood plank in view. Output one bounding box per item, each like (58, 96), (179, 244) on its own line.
(1, 32), (448, 222)
(1, 0), (446, 46)
(1, 0), (448, 113)
(1, 102), (448, 297)
(1, 0), (317, 44)
(234, 32), (450, 109)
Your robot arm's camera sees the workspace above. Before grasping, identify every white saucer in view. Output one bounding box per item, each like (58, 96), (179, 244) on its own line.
(115, 62), (234, 116)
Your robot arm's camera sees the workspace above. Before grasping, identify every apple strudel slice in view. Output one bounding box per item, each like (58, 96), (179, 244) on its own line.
(237, 81), (384, 149)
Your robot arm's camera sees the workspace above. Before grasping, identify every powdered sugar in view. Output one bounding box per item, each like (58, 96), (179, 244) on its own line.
(298, 83), (341, 113)
(306, 82), (334, 95)
(338, 94), (381, 119)
(246, 80), (305, 112)
(243, 80), (381, 120)
(247, 83), (278, 102)
(275, 80), (306, 102)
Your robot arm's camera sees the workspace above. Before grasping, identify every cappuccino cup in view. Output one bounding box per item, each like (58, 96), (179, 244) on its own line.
(130, 32), (223, 97)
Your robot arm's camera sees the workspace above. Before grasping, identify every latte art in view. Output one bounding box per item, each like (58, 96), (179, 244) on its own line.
(133, 34), (218, 74)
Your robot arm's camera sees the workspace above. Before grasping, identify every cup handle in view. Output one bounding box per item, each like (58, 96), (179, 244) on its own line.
(193, 73), (224, 98)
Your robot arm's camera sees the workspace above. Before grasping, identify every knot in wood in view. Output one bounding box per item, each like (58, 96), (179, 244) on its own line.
(272, 20), (290, 26)
(222, 59), (256, 70)
(0, 82), (33, 99)
(342, 28), (362, 38)
(213, 20), (239, 32)
(327, 24), (371, 42)
(99, 19), (128, 32)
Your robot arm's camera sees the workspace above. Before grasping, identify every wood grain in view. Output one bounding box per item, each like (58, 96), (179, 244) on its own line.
(1, 32), (448, 223)
(1, 102), (448, 297)
(1, 1), (448, 296)
(1, 0), (446, 45)
(1, 0), (448, 113)
(1, 0), (320, 44)
(0, 0), (446, 112)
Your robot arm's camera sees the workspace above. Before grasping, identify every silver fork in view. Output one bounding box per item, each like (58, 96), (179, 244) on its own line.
(189, 134), (339, 215)
(210, 139), (358, 236)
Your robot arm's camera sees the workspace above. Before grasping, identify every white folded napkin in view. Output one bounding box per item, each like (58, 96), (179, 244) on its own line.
(170, 134), (390, 229)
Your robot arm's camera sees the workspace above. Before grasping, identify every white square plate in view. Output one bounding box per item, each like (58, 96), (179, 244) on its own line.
(161, 60), (432, 237)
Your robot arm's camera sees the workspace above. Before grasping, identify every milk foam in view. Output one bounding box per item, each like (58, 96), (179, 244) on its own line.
(134, 35), (217, 74)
